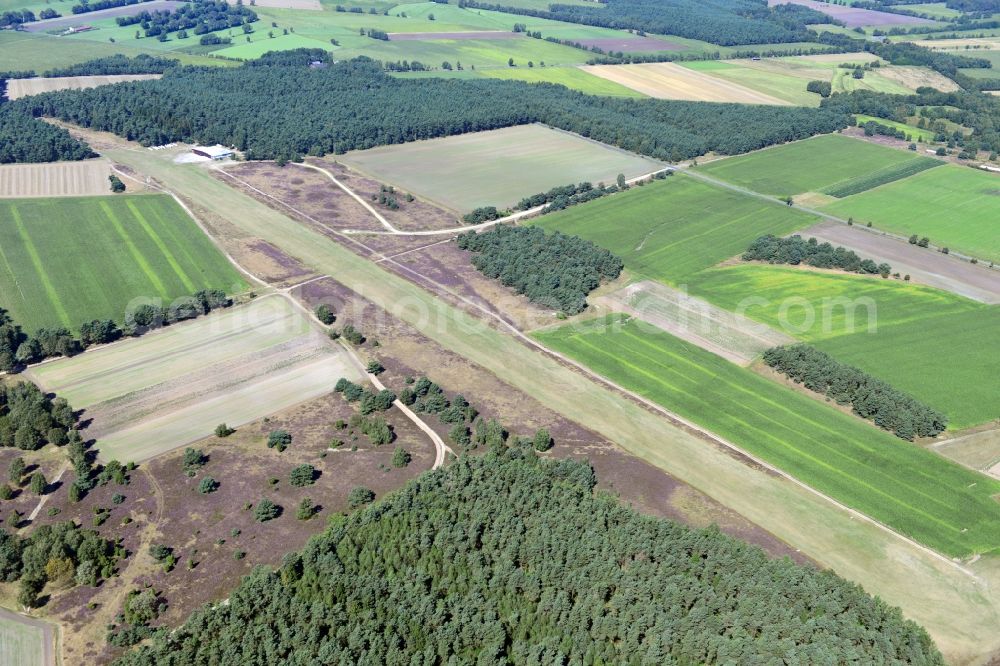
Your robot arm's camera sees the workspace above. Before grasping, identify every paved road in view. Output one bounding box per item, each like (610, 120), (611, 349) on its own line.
(22, 1), (184, 32)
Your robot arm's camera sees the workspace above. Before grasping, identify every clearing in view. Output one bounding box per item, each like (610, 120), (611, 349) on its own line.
(595, 280), (794, 364)
(580, 62), (791, 105)
(0, 159), (113, 198)
(4, 74), (161, 100)
(337, 124), (661, 212)
(767, 0), (935, 27)
(0, 194), (246, 331)
(26, 295), (361, 462)
(821, 164), (1000, 263)
(534, 314), (1000, 558)
(801, 219), (1000, 304)
(698, 133), (937, 196)
(532, 175), (815, 283)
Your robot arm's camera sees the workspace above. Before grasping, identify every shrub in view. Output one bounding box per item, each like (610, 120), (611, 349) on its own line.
(214, 423), (235, 438)
(391, 447), (411, 468)
(314, 304), (336, 325)
(532, 428), (553, 452)
(289, 464), (316, 487)
(198, 477), (218, 494)
(348, 486), (375, 508)
(183, 448), (206, 470)
(267, 430), (292, 452)
(296, 498), (316, 520)
(254, 498), (281, 522)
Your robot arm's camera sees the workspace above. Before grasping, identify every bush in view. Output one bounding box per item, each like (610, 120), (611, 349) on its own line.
(296, 498), (316, 520)
(366, 360), (384, 375)
(108, 174), (126, 193)
(214, 423), (235, 438)
(267, 430), (292, 452)
(348, 486), (375, 508)
(182, 448), (206, 470)
(314, 304), (336, 325)
(391, 447), (411, 468)
(198, 477), (218, 494)
(532, 428), (553, 452)
(289, 464), (316, 487)
(254, 498), (281, 522)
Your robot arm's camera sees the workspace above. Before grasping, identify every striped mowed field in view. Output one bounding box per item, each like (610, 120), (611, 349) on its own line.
(535, 314), (1000, 558)
(0, 194), (246, 331)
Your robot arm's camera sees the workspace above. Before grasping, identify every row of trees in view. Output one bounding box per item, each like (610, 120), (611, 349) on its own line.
(71, 0), (155, 15)
(113, 449), (943, 664)
(114, 0), (257, 37)
(0, 291), (231, 372)
(743, 234), (892, 276)
(762, 345), (947, 440)
(20, 55), (853, 163)
(457, 225), (623, 315)
(42, 54), (180, 78)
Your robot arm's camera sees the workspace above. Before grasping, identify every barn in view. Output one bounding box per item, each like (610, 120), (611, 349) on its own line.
(191, 145), (234, 160)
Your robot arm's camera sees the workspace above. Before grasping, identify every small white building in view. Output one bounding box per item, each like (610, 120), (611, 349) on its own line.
(191, 145), (234, 160)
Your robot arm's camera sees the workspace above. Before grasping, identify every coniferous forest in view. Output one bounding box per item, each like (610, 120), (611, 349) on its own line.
(112, 449), (943, 665)
(20, 56), (851, 162)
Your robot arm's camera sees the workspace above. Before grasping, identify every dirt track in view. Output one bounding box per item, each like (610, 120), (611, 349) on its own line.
(801, 220), (1000, 304)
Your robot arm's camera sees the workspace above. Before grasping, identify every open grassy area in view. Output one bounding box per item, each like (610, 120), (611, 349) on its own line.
(821, 164), (1000, 262)
(477, 65), (647, 97)
(818, 307), (1000, 430)
(698, 133), (933, 196)
(534, 314), (1000, 558)
(0, 194), (246, 331)
(532, 175), (815, 283)
(338, 123), (661, 211)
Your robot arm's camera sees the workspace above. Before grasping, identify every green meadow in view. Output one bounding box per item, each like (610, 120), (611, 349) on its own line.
(0, 195), (246, 332)
(698, 134), (928, 196)
(534, 315), (1000, 558)
(821, 164), (1000, 262)
(533, 175), (815, 283)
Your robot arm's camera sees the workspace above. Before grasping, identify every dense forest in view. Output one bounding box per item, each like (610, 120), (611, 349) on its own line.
(744, 234), (892, 276)
(763, 345), (947, 440)
(43, 54), (180, 78)
(0, 77), (94, 164)
(457, 225), (623, 314)
(22, 55), (851, 162)
(112, 449), (942, 665)
(458, 0), (828, 45)
(0, 381), (76, 451)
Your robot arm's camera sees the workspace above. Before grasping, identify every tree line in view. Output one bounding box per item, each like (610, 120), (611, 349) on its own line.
(457, 225), (623, 315)
(111, 448), (943, 664)
(762, 344), (947, 440)
(114, 0), (257, 38)
(42, 54), (181, 78)
(743, 234), (892, 277)
(0, 290), (231, 372)
(19, 55), (852, 163)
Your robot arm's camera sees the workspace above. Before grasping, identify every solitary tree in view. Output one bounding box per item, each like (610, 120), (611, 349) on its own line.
(254, 498), (281, 522)
(392, 446), (411, 468)
(296, 498), (316, 520)
(29, 472), (46, 496)
(8, 458), (24, 484)
(532, 428), (553, 452)
(198, 477), (218, 494)
(267, 430), (292, 452)
(289, 464), (316, 487)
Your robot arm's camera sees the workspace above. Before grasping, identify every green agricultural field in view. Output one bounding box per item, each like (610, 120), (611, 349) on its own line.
(533, 175), (815, 283)
(0, 615), (44, 666)
(0, 195), (246, 332)
(0, 31), (232, 71)
(698, 133), (932, 196)
(686, 264), (983, 342)
(818, 307), (1000, 430)
(855, 114), (937, 143)
(338, 123), (661, 211)
(214, 33), (334, 60)
(905, 2), (962, 18)
(478, 65), (647, 97)
(821, 164), (1000, 262)
(534, 314), (1000, 558)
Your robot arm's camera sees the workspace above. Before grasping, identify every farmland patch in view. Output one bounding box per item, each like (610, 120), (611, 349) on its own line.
(698, 134), (931, 196)
(0, 194), (247, 331)
(388, 31), (523, 40)
(534, 314), (1000, 558)
(767, 0), (935, 27)
(821, 164), (1000, 262)
(5, 74), (162, 100)
(337, 124), (661, 212)
(574, 36), (685, 52)
(0, 159), (114, 197)
(533, 175), (815, 283)
(581, 62), (791, 104)
(26, 295), (360, 461)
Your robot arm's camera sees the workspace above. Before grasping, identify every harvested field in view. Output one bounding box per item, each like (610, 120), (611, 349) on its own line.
(934, 428), (1000, 475)
(0, 194), (247, 331)
(0, 609), (49, 666)
(573, 37), (685, 52)
(21, 0), (184, 31)
(581, 62), (791, 104)
(597, 280), (795, 365)
(338, 124), (662, 212)
(26, 295), (361, 462)
(535, 313), (1000, 558)
(4, 74), (161, 100)
(767, 0), (935, 27)
(875, 65), (961, 92)
(801, 220), (1000, 304)
(0, 159), (113, 197)
(388, 31), (523, 40)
